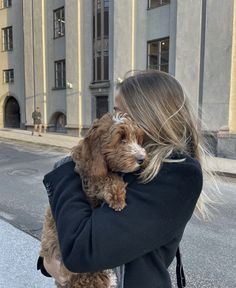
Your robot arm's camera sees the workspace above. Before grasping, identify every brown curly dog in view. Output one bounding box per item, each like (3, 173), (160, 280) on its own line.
(40, 112), (147, 288)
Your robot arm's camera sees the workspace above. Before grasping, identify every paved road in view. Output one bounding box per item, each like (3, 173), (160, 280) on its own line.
(0, 219), (54, 287)
(0, 139), (67, 239)
(0, 139), (236, 287)
(169, 177), (236, 287)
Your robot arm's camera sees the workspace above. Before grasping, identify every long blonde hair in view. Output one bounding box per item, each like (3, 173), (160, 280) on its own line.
(117, 70), (220, 220)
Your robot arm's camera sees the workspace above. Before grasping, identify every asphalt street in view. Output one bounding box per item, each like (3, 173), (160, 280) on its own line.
(0, 139), (236, 287)
(0, 139), (67, 239)
(0, 219), (54, 287)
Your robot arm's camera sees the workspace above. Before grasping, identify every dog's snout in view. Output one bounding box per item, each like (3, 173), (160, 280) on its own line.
(128, 143), (146, 165)
(136, 154), (145, 164)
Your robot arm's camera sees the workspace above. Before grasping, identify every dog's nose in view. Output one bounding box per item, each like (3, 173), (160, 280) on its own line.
(136, 154), (145, 164)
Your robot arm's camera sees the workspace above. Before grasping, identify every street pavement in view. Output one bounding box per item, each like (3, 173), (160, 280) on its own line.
(0, 219), (54, 288)
(170, 177), (236, 287)
(0, 131), (236, 287)
(1, 128), (236, 177)
(0, 128), (79, 150)
(0, 139), (65, 287)
(0, 139), (66, 239)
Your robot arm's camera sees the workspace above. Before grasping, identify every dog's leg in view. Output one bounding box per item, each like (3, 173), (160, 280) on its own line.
(97, 173), (127, 211)
(40, 207), (60, 260)
(55, 280), (64, 288)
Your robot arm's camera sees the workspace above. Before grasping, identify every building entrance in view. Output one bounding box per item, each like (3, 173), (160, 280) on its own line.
(4, 97), (20, 128)
(55, 112), (66, 133)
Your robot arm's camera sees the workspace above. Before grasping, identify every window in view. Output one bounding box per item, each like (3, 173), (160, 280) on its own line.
(53, 7), (65, 38)
(147, 38), (169, 72)
(95, 96), (108, 118)
(2, 26), (13, 51)
(104, 1), (109, 37)
(148, 0), (170, 9)
(54, 60), (66, 88)
(93, 0), (109, 82)
(3, 69), (14, 83)
(1, 0), (12, 9)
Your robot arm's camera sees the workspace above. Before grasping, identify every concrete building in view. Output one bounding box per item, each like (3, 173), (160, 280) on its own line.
(0, 0), (25, 129)
(0, 0), (235, 158)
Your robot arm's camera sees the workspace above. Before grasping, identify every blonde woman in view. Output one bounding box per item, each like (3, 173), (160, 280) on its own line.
(38, 70), (212, 287)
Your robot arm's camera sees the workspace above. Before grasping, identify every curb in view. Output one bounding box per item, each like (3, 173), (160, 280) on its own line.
(1, 134), (236, 179)
(0, 136), (71, 152)
(214, 171), (236, 179)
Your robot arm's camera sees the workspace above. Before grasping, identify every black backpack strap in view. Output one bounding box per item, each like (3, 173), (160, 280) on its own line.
(176, 246), (186, 288)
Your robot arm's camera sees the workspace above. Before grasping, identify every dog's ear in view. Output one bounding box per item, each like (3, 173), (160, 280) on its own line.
(87, 138), (108, 177)
(80, 115), (112, 177)
(136, 127), (145, 145)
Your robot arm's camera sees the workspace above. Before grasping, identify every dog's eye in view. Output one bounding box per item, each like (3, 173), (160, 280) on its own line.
(113, 106), (121, 112)
(120, 134), (127, 144)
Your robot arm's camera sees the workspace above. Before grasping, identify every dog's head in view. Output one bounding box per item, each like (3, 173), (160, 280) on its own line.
(77, 112), (147, 177)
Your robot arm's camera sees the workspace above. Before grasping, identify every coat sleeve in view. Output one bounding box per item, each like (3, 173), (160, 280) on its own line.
(43, 160), (202, 273)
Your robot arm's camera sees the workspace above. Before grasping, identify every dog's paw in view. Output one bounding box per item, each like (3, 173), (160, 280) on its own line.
(105, 187), (127, 211)
(109, 197), (127, 211)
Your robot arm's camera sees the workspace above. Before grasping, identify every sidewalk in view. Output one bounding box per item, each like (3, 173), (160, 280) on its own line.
(0, 219), (54, 288)
(0, 128), (236, 177)
(0, 128), (80, 150)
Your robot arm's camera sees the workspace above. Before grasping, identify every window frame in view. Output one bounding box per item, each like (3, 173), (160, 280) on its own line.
(54, 59), (66, 89)
(93, 0), (109, 83)
(2, 26), (13, 51)
(3, 69), (14, 83)
(0, 0), (12, 9)
(147, 37), (169, 72)
(53, 6), (65, 39)
(147, 0), (170, 9)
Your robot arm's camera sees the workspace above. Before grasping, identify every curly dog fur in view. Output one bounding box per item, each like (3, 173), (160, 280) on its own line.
(40, 112), (146, 288)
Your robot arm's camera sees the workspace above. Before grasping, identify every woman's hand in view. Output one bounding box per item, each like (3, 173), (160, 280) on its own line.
(43, 257), (68, 286)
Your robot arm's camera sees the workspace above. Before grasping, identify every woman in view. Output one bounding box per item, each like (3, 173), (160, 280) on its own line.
(38, 70), (213, 287)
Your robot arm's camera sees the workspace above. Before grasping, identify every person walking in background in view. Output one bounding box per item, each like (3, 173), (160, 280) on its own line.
(32, 107), (42, 136)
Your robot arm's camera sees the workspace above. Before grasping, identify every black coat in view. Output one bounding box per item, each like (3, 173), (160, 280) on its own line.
(41, 153), (202, 288)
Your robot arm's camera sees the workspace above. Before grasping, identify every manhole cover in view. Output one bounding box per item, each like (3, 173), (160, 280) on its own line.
(7, 168), (39, 176)
(0, 155), (11, 162)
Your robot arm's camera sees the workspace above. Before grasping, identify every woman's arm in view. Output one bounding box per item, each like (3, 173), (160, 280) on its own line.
(44, 159), (202, 273)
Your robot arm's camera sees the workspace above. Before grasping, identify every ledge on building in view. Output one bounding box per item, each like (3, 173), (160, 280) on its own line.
(202, 130), (218, 156)
(217, 126), (236, 159)
(89, 81), (110, 90)
(66, 124), (90, 137)
(52, 87), (66, 90)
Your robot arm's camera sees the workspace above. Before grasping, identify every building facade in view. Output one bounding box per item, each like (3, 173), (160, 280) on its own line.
(0, 0), (235, 158)
(0, 0), (25, 129)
